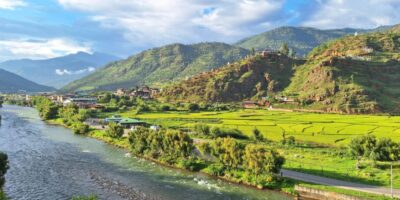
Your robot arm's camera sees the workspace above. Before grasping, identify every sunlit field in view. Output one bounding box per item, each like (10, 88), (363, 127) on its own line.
(123, 109), (400, 146)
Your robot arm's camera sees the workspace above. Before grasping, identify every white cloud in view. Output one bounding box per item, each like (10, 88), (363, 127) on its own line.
(0, 0), (25, 10)
(0, 38), (92, 60)
(55, 67), (96, 76)
(58, 0), (286, 45)
(303, 0), (400, 29)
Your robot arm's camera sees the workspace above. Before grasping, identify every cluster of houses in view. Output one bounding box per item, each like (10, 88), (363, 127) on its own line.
(241, 96), (295, 109)
(114, 86), (160, 99)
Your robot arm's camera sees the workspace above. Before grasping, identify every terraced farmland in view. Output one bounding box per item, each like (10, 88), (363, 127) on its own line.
(124, 109), (400, 146)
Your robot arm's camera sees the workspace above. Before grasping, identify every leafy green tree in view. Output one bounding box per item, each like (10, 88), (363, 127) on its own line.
(371, 138), (400, 161)
(106, 122), (124, 138)
(288, 48), (296, 58)
(252, 128), (264, 142)
(243, 144), (284, 178)
(279, 43), (290, 56)
(211, 138), (244, 169)
(0, 152), (8, 189)
(187, 103), (200, 112)
(194, 124), (210, 136)
(72, 122), (90, 135)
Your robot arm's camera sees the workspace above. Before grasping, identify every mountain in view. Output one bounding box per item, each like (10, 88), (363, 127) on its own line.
(160, 53), (303, 103)
(235, 26), (391, 57)
(0, 69), (54, 93)
(0, 52), (119, 88)
(62, 42), (250, 92)
(284, 25), (400, 114)
(162, 25), (400, 114)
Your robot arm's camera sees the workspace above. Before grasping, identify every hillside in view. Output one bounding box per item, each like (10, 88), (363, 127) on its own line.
(162, 26), (400, 114)
(284, 25), (400, 114)
(235, 26), (390, 57)
(62, 42), (250, 91)
(160, 53), (303, 102)
(0, 52), (119, 88)
(0, 69), (55, 93)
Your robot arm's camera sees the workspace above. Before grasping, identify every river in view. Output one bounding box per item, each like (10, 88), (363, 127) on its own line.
(0, 105), (291, 200)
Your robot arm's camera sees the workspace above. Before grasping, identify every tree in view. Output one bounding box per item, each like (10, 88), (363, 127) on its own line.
(0, 152), (8, 189)
(288, 48), (296, 58)
(194, 124), (210, 136)
(243, 144), (284, 179)
(279, 43), (290, 56)
(188, 103), (200, 112)
(349, 134), (377, 169)
(72, 122), (90, 135)
(106, 122), (124, 138)
(252, 128), (264, 142)
(251, 47), (256, 55)
(211, 138), (244, 169)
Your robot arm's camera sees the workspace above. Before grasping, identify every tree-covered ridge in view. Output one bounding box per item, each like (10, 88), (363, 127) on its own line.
(284, 26), (400, 113)
(0, 69), (55, 93)
(235, 26), (391, 57)
(62, 42), (250, 91)
(161, 53), (304, 103)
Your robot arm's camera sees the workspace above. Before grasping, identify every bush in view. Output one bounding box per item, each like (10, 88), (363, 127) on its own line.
(206, 163), (226, 176)
(106, 122), (124, 138)
(194, 124), (210, 136)
(252, 128), (265, 142)
(176, 157), (205, 171)
(287, 136), (296, 146)
(72, 195), (98, 200)
(160, 105), (171, 111)
(72, 123), (90, 135)
(187, 103), (200, 112)
(0, 152), (8, 191)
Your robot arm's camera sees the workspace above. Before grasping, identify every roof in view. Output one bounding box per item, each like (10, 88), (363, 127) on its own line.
(119, 118), (146, 124)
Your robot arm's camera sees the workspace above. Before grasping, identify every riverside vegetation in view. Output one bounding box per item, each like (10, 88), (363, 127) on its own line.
(0, 152), (8, 200)
(24, 95), (400, 199)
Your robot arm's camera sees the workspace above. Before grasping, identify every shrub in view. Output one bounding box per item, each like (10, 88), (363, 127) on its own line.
(194, 124), (210, 136)
(0, 152), (8, 188)
(72, 195), (98, 200)
(106, 122), (124, 138)
(187, 103), (200, 112)
(160, 105), (171, 111)
(72, 122), (90, 135)
(206, 163), (226, 176)
(252, 128), (265, 142)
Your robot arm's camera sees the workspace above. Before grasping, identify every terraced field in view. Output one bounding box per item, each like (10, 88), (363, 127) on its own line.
(123, 109), (400, 146)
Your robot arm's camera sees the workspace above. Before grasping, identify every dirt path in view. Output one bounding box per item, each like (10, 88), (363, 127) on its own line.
(281, 169), (400, 198)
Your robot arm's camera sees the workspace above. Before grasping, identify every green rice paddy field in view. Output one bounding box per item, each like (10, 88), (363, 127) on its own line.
(118, 109), (400, 188)
(123, 109), (400, 146)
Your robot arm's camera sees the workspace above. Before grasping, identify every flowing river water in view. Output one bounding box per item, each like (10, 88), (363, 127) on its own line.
(0, 105), (291, 200)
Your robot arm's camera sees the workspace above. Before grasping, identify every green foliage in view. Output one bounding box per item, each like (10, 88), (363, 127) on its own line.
(187, 103), (200, 112)
(0, 152), (8, 189)
(205, 163), (226, 176)
(349, 134), (400, 162)
(210, 138), (244, 169)
(194, 124), (210, 136)
(72, 122), (90, 135)
(252, 128), (264, 142)
(32, 96), (59, 120)
(106, 122), (124, 138)
(71, 194), (98, 200)
(210, 127), (248, 139)
(244, 144), (285, 175)
(279, 43), (290, 55)
(129, 127), (194, 163)
(62, 43), (249, 91)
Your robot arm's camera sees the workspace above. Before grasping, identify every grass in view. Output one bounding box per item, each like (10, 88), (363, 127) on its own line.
(121, 109), (400, 146)
(298, 183), (396, 200)
(110, 109), (400, 188)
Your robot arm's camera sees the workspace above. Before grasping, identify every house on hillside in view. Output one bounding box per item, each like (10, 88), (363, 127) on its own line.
(105, 115), (123, 123)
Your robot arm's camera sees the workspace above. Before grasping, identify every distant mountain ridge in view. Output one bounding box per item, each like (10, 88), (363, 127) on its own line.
(235, 26), (392, 57)
(62, 42), (250, 91)
(0, 69), (54, 93)
(0, 52), (119, 88)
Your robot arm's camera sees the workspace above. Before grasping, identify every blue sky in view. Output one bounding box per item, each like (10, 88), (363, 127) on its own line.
(0, 0), (399, 61)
